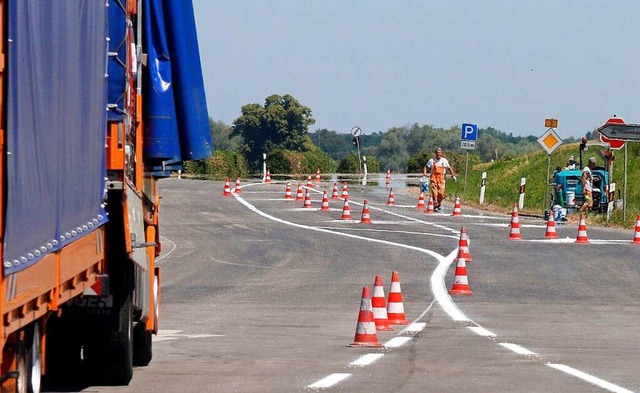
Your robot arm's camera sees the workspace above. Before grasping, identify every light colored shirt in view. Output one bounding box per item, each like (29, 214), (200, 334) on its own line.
(426, 157), (450, 170)
(582, 166), (592, 192)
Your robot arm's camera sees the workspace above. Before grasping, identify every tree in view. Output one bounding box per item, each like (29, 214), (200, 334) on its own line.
(232, 94), (316, 169)
(210, 119), (243, 151)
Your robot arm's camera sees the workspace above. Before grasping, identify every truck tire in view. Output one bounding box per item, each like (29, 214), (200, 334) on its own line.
(84, 295), (133, 386)
(132, 322), (152, 366)
(110, 296), (134, 385)
(134, 272), (159, 366)
(43, 316), (82, 387)
(17, 324), (42, 393)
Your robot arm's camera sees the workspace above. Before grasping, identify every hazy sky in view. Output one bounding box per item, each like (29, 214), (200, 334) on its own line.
(192, 1), (640, 139)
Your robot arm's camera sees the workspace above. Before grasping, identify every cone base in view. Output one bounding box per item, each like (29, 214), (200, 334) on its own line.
(449, 288), (473, 295)
(387, 319), (410, 325)
(575, 239), (589, 244)
(544, 234), (558, 239)
(375, 325), (394, 331)
(632, 239), (640, 244)
(223, 192), (231, 196)
(350, 341), (383, 347)
(360, 220), (372, 224)
(508, 235), (522, 240)
(452, 213), (462, 217)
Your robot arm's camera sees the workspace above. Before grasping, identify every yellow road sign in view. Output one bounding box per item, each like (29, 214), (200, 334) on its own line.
(537, 128), (562, 154)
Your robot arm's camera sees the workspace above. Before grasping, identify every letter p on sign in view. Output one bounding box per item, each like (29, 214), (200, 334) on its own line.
(461, 123), (478, 141)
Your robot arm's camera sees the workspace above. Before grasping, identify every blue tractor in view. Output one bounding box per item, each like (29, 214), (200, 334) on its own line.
(550, 139), (613, 214)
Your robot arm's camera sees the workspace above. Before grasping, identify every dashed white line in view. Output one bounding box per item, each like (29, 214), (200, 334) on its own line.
(546, 364), (634, 393)
(350, 353), (385, 367)
(384, 336), (413, 348)
(499, 343), (538, 356)
(307, 373), (351, 389)
(401, 322), (427, 334)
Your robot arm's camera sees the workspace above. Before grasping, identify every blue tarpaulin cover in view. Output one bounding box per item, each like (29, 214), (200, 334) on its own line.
(3, 1), (109, 274)
(143, 0), (213, 170)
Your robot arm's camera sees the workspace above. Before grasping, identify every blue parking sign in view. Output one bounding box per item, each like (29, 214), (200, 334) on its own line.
(461, 123), (478, 141)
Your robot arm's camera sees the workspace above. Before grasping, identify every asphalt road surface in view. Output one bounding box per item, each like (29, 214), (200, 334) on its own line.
(68, 177), (639, 393)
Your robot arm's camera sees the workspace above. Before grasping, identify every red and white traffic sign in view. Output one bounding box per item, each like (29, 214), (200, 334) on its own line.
(599, 117), (625, 149)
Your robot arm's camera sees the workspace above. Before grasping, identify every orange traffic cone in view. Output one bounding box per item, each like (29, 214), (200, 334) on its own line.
(387, 271), (410, 325)
(222, 178), (232, 196)
(265, 169), (272, 184)
(451, 196), (462, 216)
(331, 182), (340, 199)
(341, 199), (352, 220)
(303, 189), (312, 208)
(372, 275), (393, 331)
(315, 168), (321, 183)
(416, 192), (425, 210)
(508, 203), (523, 240)
(295, 184), (304, 201)
(234, 177), (242, 194)
(385, 169), (391, 186)
(341, 182), (349, 199)
(386, 188), (396, 206)
(283, 183), (293, 199)
(360, 200), (372, 224)
(350, 286), (382, 347)
(306, 175), (313, 188)
(632, 215), (640, 244)
(425, 195), (435, 214)
(544, 213), (558, 239)
(458, 227), (473, 262)
(575, 213), (589, 244)
(449, 249), (473, 295)
(320, 190), (331, 211)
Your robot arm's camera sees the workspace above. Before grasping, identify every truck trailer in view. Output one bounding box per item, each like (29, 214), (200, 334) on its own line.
(0, 1), (212, 391)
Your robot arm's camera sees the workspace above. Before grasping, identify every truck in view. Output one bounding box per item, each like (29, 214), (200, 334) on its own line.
(0, 1), (212, 391)
(550, 137), (614, 214)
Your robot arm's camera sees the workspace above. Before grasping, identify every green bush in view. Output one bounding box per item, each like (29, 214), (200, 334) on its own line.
(337, 152), (380, 173)
(266, 148), (336, 175)
(182, 150), (249, 180)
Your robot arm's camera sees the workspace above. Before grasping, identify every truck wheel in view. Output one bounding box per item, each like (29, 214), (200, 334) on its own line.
(43, 317), (82, 387)
(133, 274), (158, 366)
(84, 295), (133, 386)
(107, 295), (134, 385)
(17, 324), (42, 393)
(132, 322), (152, 366)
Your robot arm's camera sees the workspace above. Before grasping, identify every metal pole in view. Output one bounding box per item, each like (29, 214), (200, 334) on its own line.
(544, 154), (551, 212)
(356, 137), (362, 181)
(463, 151), (469, 194)
(624, 143), (627, 222)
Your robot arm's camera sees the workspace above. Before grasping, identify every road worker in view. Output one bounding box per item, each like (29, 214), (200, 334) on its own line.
(426, 147), (456, 211)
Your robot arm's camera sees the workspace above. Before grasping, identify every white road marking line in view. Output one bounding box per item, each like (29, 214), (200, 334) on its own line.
(401, 322), (427, 334)
(432, 249), (469, 322)
(350, 353), (384, 367)
(385, 336), (413, 348)
(232, 184), (631, 392)
(307, 373), (351, 389)
(468, 326), (497, 337)
(546, 364), (634, 393)
(499, 343), (538, 356)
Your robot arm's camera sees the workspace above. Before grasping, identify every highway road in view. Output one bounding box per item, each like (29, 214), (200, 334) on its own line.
(74, 177), (639, 393)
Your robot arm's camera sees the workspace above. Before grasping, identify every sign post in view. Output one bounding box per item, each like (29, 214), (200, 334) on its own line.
(351, 126), (362, 182)
(460, 123), (478, 194)
(537, 120), (563, 211)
